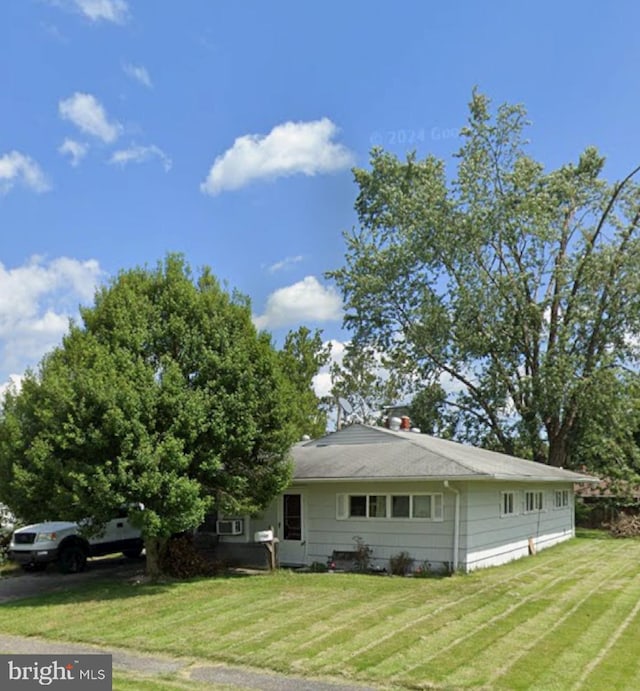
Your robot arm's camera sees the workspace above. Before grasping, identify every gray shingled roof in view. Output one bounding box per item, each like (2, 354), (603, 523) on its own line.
(291, 424), (598, 484)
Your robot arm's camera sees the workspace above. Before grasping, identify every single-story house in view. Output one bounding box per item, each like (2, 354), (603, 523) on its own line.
(214, 424), (598, 572)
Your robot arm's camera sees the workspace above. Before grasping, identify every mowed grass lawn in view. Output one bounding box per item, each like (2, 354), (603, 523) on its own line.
(1, 532), (640, 690)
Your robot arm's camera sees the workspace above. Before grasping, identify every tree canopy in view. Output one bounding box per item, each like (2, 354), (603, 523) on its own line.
(0, 255), (298, 577)
(329, 91), (640, 472)
(278, 326), (330, 439)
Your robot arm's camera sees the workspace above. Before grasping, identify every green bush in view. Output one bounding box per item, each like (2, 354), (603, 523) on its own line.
(352, 536), (373, 572)
(389, 551), (413, 576)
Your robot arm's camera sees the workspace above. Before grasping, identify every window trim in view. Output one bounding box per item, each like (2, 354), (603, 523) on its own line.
(524, 490), (545, 514)
(554, 489), (570, 509)
(336, 493), (444, 521)
(501, 491), (517, 517)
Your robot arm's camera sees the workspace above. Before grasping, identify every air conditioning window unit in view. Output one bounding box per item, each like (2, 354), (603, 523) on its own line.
(216, 518), (244, 536)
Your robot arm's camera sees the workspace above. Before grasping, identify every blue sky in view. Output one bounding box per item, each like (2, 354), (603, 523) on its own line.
(2, 0), (640, 397)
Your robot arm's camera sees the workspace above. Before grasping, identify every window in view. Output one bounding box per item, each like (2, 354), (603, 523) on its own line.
(524, 491), (544, 513)
(554, 489), (569, 509)
(348, 495), (386, 518)
(391, 495), (410, 518)
(501, 491), (516, 516)
(337, 493), (443, 521)
(349, 495), (367, 517)
(369, 495), (387, 518)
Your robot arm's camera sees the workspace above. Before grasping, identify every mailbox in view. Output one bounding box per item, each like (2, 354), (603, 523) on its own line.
(254, 529), (274, 543)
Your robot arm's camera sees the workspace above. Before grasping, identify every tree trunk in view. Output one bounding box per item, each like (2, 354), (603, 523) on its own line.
(547, 434), (568, 468)
(144, 536), (169, 580)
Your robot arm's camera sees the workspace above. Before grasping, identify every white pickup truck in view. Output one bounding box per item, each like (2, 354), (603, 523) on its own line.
(9, 508), (144, 574)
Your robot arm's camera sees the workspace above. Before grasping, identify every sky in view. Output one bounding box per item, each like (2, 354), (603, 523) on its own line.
(2, 0), (640, 399)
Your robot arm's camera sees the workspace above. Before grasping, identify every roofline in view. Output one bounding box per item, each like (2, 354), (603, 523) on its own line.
(290, 474), (597, 485)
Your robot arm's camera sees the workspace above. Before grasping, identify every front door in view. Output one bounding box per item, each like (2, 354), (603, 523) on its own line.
(278, 492), (306, 565)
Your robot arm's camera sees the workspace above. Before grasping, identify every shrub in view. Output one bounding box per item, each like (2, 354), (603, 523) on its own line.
(0, 529), (11, 566)
(159, 533), (223, 579)
(352, 536), (373, 572)
(413, 561), (435, 578)
(309, 561), (328, 572)
(606, 512), (640, 537)
(389, 551), (413, 576)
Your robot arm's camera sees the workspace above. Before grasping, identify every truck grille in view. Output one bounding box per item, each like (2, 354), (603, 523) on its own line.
(14, 532), (36, 544)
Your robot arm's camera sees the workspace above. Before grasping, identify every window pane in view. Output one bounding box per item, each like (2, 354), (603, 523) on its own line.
(391, 495), (410, 518)
(369, 495), (387, 518)
(350, 496), (367, 517)
(413, 495), (432, 518)
(503, 492), (513, 515)
(283, 494), (302, 540)
(433, 494), (443, 520)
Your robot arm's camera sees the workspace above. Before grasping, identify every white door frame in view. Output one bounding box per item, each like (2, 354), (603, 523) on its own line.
(277, 491), (306, 565)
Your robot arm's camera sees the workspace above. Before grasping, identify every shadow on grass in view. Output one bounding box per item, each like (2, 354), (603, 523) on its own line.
(575, 528), (613, 540)
(0, 566), (263, 610)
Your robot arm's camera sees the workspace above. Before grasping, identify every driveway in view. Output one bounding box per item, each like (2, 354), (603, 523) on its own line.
(0, 554), (144, 603)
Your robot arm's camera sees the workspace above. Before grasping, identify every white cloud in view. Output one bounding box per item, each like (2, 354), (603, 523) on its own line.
(70, 0), (129, 23)
(312, 339), (347, 399)
(123, 63), (152, 88)
(267, 255), (304, 274)
(253, 276), (343, 330)
(0, 151), (50, 194)
(0, 373), (24, 402)
(0, 256), (104, 388)
(200, 118), (354, 195)
(109, 144), (172, 172)
(59, 92), (122, 143)
(58, 138), (88, 166)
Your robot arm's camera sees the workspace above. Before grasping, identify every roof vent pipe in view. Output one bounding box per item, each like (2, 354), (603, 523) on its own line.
(389, 417), (401, 431)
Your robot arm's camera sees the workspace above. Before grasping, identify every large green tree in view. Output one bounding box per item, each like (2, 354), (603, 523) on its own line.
(329, 91), (640, 470)
(329, 342), (406, 428)
(0, 255), (297, 577)
(278, 326), (330, 439)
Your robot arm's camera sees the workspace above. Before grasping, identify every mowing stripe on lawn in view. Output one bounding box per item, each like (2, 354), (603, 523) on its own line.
(575, 603), (640, 691)
(286, 545), (586, 672)
(442, 545), (639, 689)
(317, 546), (598, 674)
(516, 558), (640, 690)
(482, 541), (634, 688)
(572, 576), (640, 690)
(383, 554), (613, 686)
(214, 580), (421, 657)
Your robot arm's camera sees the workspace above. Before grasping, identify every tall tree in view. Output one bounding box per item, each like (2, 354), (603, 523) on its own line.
(329, 91), (640, 470)
(0, 255), (297, 578)
(278, 326), (330, 439)
(330, 342), (407, 428)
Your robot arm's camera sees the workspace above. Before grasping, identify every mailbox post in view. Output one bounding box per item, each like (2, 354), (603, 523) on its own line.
(254, 526), (279, 571)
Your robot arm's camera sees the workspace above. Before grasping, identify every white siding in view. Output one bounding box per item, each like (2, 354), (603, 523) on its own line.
(463, 482), (575, 570)
(296, 481), (458, 571)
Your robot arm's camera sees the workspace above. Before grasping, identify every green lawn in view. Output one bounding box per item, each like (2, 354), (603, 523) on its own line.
(1, 533), (639, 690)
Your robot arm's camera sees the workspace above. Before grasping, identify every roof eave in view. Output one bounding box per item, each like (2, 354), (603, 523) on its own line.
(291, 473), (592, 484)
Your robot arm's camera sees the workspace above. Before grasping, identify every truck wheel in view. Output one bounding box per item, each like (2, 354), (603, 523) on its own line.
(122, 547), (143, 559)
(58, 544), (87, 574)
